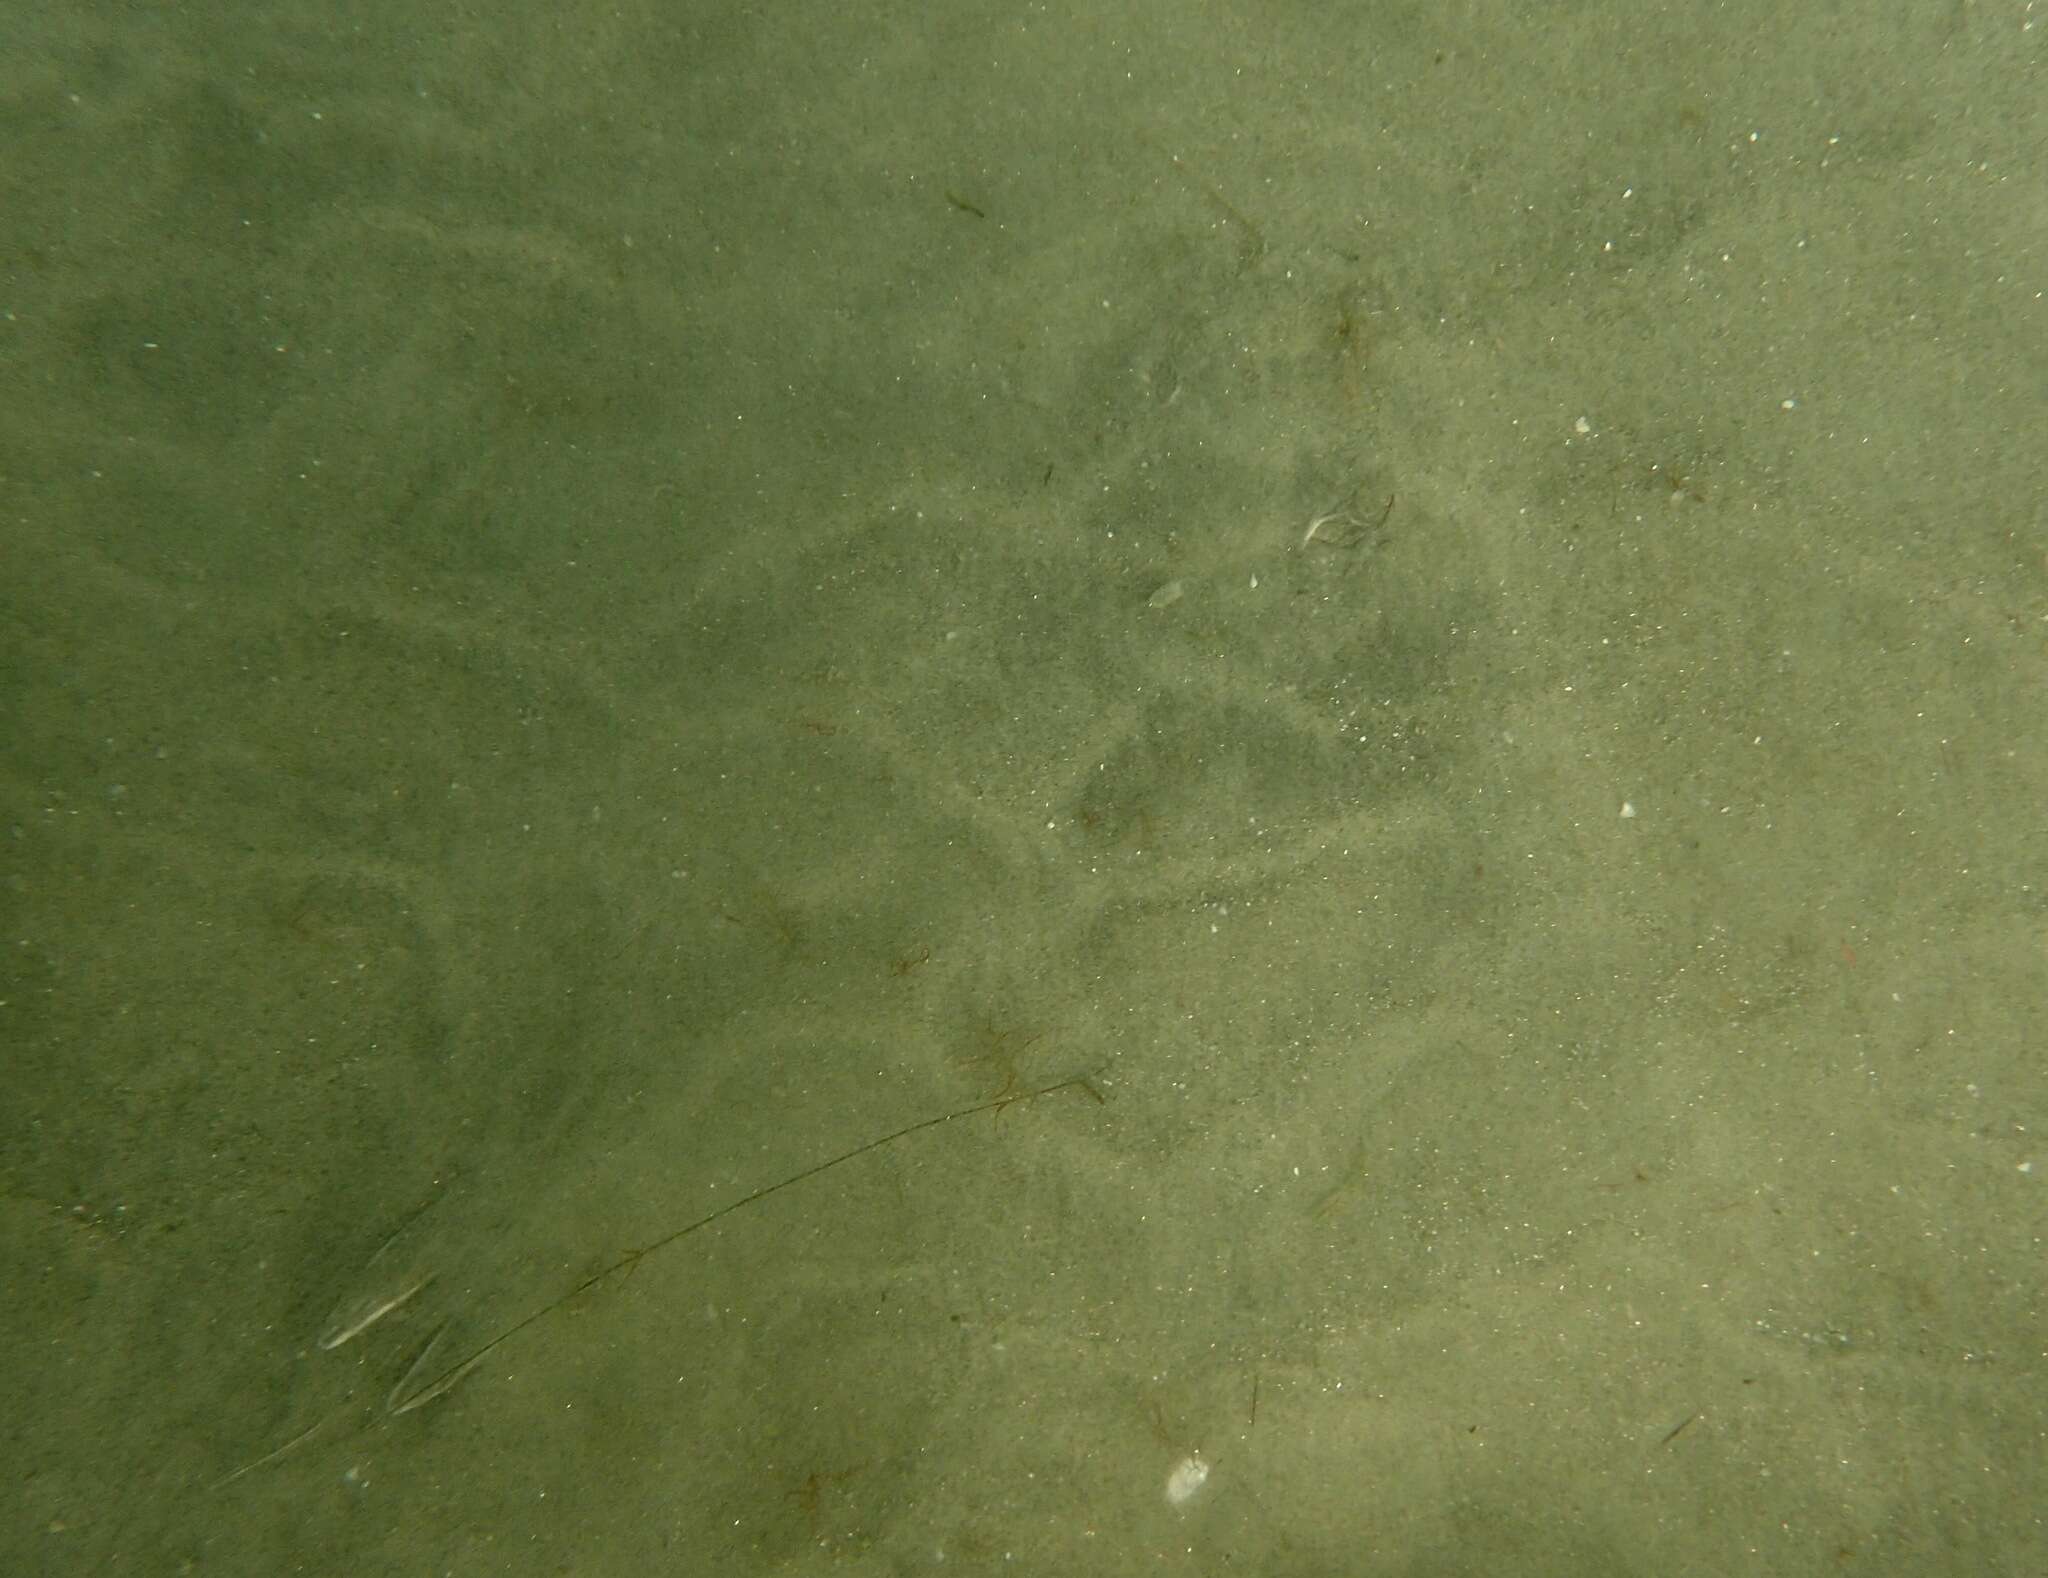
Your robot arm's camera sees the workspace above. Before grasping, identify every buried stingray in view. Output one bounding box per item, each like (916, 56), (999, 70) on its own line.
(219, 1073), (1103, 1484)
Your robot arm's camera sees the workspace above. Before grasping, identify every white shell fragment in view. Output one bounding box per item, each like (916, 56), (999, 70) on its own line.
(1164, 1453), (1210, 1507)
